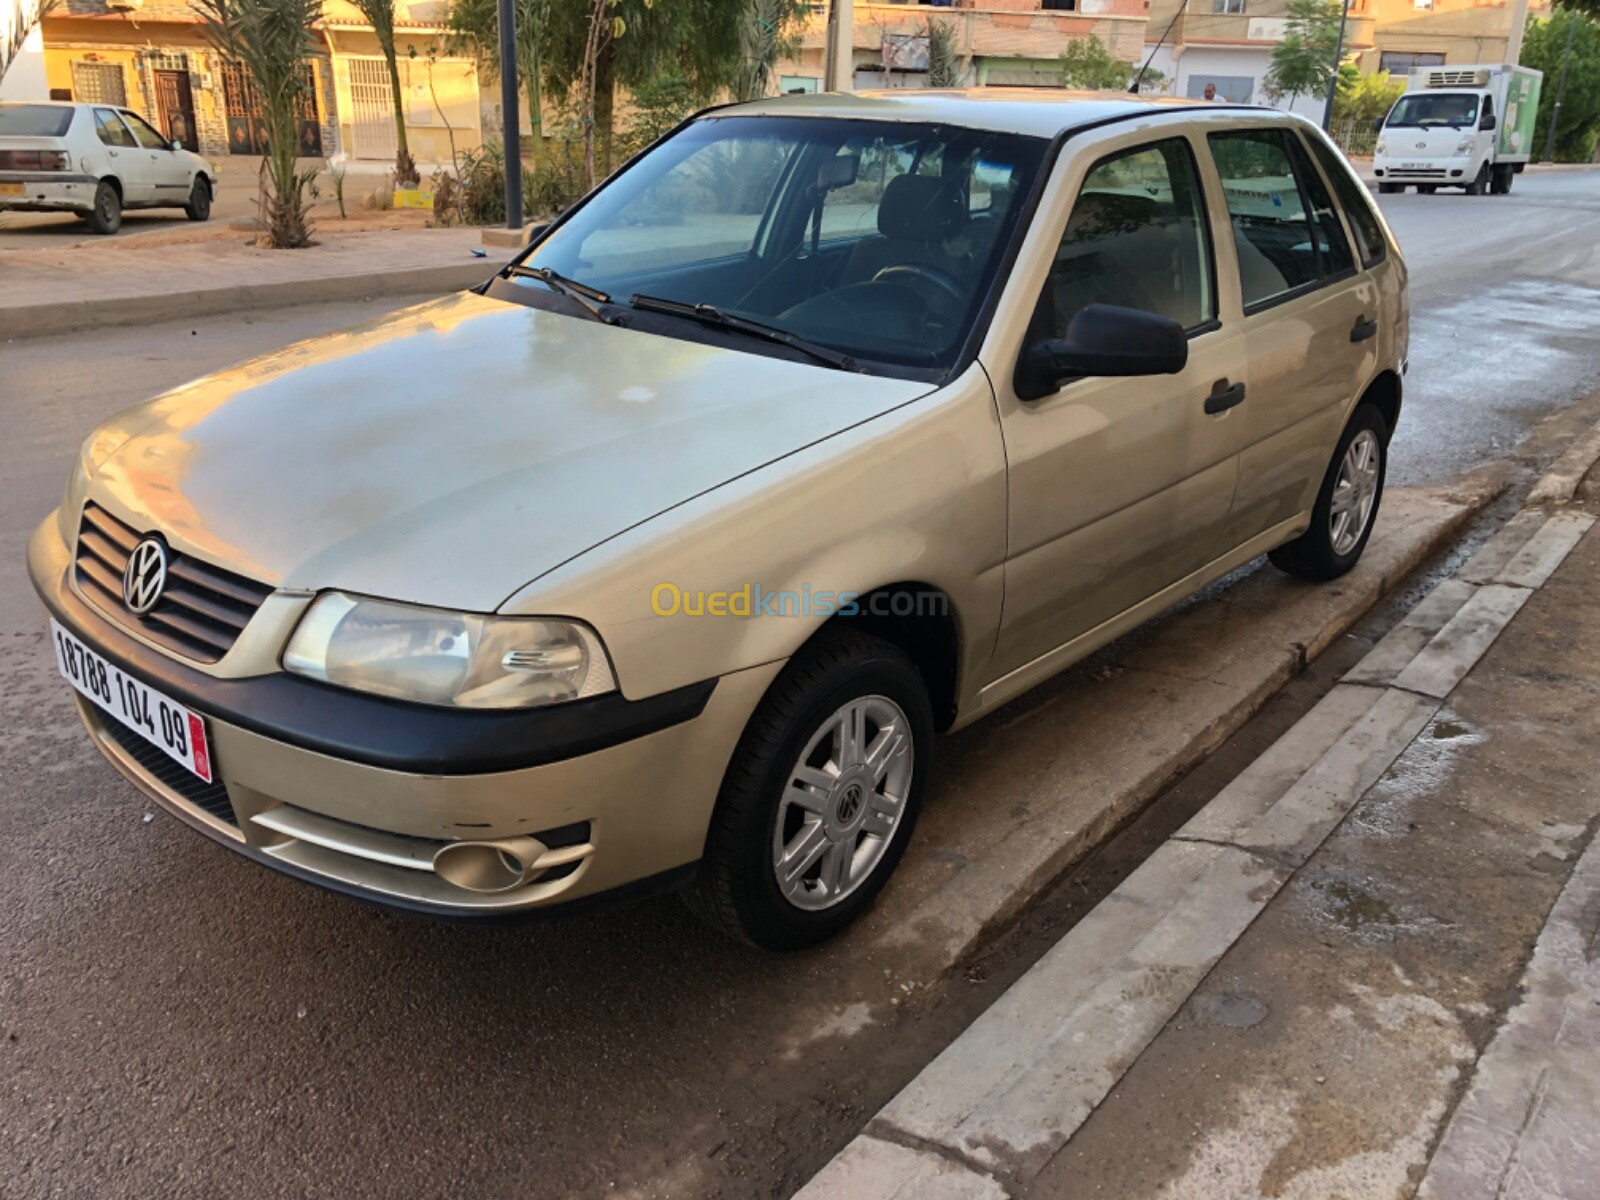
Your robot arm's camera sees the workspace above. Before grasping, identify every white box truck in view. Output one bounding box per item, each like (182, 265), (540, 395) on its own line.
(1372, 63), (1543, 196)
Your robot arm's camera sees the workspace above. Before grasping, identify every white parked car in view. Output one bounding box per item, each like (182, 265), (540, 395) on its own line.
(0, 101), (216, 234)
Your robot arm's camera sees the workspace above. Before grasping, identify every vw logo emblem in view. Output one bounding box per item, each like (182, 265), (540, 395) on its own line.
(836, 784), (864, 825)
(122, 538), (169, 615)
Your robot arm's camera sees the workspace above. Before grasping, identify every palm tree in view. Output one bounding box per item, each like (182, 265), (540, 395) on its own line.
(349, 0), (418, 183)
(194, 0), (323, 248)
(734, 0), (804, 102)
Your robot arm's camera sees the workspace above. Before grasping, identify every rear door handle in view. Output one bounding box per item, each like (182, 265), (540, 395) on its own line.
(1204, 379), (1247, 415)
(1350, 316), (1379, 343)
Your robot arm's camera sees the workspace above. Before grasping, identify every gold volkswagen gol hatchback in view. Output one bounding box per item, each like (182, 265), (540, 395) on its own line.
(31, 91), (1406, 949)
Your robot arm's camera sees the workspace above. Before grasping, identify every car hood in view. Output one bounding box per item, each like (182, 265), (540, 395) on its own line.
(88, 291), (931, 612)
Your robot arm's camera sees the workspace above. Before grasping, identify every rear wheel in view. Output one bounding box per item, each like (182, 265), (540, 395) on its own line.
(86, 180), (121, 234)
(1465, 163), (1490, 196)
(686, 630), (932, 951)
(1490, 164), (1514, 195)
(1269, 403), (1388, 582)
(1418, 184), (1438, 195)
(184, 177), (212, 221)
(1377, 182), (1402, 195)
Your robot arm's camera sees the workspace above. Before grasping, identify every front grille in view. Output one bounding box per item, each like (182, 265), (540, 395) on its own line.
(98, 714), (237, 827)
(1392, 168), (1448, 178)
(75, 503), (273, 663)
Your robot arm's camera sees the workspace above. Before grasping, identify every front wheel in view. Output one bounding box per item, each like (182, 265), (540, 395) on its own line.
(1269, 404), (1388, 582)
(184, 177), (212, 221)
(686, 630), (933, 951)
(1465, 163), (1490, 196)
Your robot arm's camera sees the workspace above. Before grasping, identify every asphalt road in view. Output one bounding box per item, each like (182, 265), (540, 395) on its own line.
(2, 171), (1599, 1200)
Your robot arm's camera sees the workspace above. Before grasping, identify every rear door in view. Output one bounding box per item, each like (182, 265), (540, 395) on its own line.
(1206, 124), (1377, 538)
(989, 129), (1251, 680)
(91, 108), (151, 202)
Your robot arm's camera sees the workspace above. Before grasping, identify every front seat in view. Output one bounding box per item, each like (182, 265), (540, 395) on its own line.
(843, 173), (969, 287)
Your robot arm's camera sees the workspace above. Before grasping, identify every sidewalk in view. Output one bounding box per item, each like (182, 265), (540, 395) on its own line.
(0, 227), (508, 339)
(799, 425), (1600, 1199)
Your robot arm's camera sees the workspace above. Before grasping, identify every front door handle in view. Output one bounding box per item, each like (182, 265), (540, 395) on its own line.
(1204, 379), (1247, 415)
(1350, 316), (1379, 343)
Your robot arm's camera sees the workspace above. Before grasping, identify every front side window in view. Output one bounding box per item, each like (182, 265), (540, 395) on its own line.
(92, 108), (137, 149)
(1046, 137), (1215, 335)
(521, 116), (1048, 374)
(1304, 133), (1387, 267)
(122, 112), (170, 150)
(1384, 93), (1479, 129)
(1210, 129), (1327, 309)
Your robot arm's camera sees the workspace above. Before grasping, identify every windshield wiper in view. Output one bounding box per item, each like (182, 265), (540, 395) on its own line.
(505, 264), (615, 322)
(627, 293), (861, 372)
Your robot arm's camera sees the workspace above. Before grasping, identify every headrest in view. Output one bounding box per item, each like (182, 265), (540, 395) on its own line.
(877, 174), (968, 242)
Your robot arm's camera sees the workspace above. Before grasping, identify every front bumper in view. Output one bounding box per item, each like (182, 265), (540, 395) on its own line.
(0, 173), (97, 212)
(29, 512), (779, 917)
(1371, 161), (1468, 184)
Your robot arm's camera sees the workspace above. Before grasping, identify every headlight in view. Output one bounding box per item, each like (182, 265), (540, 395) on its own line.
(1455, 135), (1474, 156)
(1375, 137), (1388, 157)
(283, 592), (616, 709)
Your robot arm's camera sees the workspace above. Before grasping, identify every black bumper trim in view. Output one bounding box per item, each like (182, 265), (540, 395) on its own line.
(38, 565), (716, 776)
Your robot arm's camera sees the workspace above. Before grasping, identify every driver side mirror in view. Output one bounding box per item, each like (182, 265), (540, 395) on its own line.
(1479, 113), (1497, 131)
(1371, 116), (1385, 133)
(169, 139), (183, 151)
(1015, 304), (1188, 401)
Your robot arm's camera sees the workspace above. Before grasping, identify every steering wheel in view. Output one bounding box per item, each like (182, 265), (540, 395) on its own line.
(871, 263), (966, 305)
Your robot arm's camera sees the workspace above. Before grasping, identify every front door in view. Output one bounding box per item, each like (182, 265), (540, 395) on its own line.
(154, 70), (198, 152)
(1206, 126), (1377, 537)
(991, 133), (1250, 681)
(119, 110), (194, 202)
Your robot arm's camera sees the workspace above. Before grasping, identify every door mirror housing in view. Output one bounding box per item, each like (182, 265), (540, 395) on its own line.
(1371, 116), (1385, 133)
(1015, 304), (1188, 400)
(1479, 113), (1497, 131)
(169, 139), (183, 151)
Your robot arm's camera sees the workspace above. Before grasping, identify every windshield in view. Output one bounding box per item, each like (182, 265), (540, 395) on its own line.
(0, 105), (75, 137)
(1385, 93), (1480, 129)
(516, 115), (1048, 374)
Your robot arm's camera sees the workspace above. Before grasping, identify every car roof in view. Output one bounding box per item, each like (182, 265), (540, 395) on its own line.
(712, 88), (1277, 138)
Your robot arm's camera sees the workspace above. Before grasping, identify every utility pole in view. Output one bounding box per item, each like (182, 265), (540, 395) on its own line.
(1507, 0), (1531, 64)
(1321, 0), (1351, 132)
(824, 0), (855, 92)
(1543, 7), (1578, 163)
(497, 0), (523, 229)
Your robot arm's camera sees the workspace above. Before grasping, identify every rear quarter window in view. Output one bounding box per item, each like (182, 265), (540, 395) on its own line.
(0, 105), (75, 137)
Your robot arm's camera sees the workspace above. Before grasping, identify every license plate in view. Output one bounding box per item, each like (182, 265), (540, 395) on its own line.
(1398, 163), (1430, 171)
(51, 618), (213, 783)
(0, 183), (23, 197)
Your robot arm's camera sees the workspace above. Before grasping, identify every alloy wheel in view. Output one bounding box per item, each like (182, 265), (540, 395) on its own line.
(771, 694), (914, 912)
(1330, 428), (1381, 556)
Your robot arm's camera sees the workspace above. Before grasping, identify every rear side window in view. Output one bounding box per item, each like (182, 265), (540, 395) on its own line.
(1047, 137), (1215, 334)
(93, 108), (137, 149)
(0, 105), (74, 137)
(1303, 133), (1387, 268)
(1286, 136), (1353, 277)
(1209, 128), (1345, 310)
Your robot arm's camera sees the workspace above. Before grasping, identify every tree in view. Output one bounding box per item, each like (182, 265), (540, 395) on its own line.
(1263, 0), (1342, 108)
(1058, 34), (1134, 90)
(2, 0), (55, 85)
(349, 0), (418, 182)
(1333, 67), (1403, 125)
(194, 0), (322, 248)
(926, 17), (961, 88)
(735, 0), (805, 101)
(1524, 8), (1600, 162)
(448, 0), (550, 165)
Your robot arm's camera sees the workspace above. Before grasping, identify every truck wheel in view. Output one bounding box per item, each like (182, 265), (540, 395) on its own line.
(1490, 165), (1514, 195)
(1377, 182), (1402, 195)
(1418, 185), (1438, 195)
(1465, 163), (1490, 196)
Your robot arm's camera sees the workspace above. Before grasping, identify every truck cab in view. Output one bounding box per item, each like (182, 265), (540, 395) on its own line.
(1372, 64), (1542, 197)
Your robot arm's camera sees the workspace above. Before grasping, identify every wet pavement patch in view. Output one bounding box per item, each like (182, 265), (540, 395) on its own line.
(1189, 991), (1270, 1029)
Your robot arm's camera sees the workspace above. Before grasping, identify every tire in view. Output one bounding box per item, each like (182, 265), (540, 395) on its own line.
(1377, 182), (1402, 195)
(86, 180), (121, 235)
(1464, 163), (1490, 196)
(1269, 403), (1389, 582)
(686, 630), (934, 951)
(1490, 165), (1514, 196)
(1418, 185), (1438, 194)
(184, 177), (212, 221)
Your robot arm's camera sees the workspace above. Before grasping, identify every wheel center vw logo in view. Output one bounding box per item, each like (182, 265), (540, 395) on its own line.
(836, 784), (864, 824)
(122, 538), (169, 615)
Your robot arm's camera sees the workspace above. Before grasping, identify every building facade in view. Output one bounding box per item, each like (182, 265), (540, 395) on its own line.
(775, 0), (1153, 93)
(34, 0), (480, 166)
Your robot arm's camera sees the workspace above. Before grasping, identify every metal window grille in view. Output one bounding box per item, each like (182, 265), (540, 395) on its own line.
(72, 61), (128, 107)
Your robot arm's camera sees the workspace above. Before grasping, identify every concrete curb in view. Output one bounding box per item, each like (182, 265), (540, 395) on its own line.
(1526, 415), (1600, 505)
(872, 475), (1506, 979)
(3, 261), (498, 341)
(798, 492), (1591, 1200)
